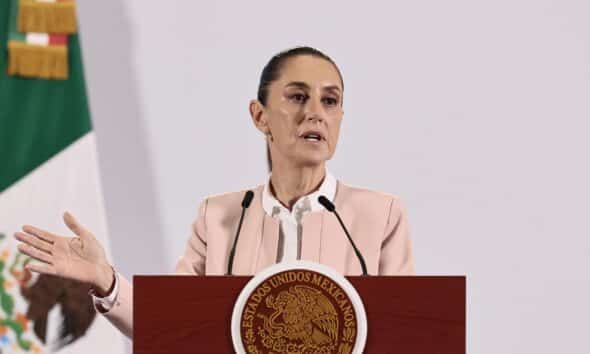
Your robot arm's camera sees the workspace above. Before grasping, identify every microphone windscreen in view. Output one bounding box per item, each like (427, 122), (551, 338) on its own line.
(242, 190), (254, 208)
(317, 195), (335, 212)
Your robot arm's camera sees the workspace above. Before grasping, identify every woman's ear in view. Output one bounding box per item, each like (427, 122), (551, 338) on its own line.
(249, 100), (270, 135)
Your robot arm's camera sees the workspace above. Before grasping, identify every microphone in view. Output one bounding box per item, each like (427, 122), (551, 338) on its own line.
(318, 195), (368, 276)
(227, 190), (254, 275)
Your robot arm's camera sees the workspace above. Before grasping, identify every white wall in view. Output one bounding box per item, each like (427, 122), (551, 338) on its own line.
(78, 1), (590, 353)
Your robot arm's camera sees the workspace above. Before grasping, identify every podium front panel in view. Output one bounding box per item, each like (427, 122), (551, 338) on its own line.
(134, 276), (465, 353)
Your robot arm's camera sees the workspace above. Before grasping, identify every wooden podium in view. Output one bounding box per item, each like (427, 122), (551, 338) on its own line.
(134, 276), (465, 353)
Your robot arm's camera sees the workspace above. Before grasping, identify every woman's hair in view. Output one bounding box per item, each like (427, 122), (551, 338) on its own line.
(257, 46), (344, 171)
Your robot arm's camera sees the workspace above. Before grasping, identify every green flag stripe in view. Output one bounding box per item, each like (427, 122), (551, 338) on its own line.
(0, 0), (92, 192)
(7, 0), (23, 41)
(8, 31), (25, 42)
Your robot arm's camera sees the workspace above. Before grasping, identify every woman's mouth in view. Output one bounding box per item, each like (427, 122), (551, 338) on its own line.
(302, 133), (322, 142)
(299, 130), (326, 143)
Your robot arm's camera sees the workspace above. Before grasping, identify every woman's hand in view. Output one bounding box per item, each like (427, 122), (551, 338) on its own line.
(13, 212), (114, 295)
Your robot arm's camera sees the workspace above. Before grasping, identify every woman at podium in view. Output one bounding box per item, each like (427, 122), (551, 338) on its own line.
(14, 46), (414, 338)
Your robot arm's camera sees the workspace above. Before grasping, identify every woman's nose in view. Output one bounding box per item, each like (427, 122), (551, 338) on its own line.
(303, 98), (324, 122)
(305, 113), (323, 123)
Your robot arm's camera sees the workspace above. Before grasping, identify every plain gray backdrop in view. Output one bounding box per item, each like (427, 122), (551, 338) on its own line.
(77, 1), (590, 352)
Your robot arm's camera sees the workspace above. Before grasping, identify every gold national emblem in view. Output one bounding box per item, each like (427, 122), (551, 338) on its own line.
(239, 269), (358, 354)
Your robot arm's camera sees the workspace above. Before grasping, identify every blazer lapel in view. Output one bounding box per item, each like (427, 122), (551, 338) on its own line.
(255, 214), (280, 272)
(317, 181), (352, 274)
(300, 211), (323, 263)
(230, 186), (265, 275)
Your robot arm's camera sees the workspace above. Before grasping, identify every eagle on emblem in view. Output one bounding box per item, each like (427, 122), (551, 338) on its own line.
(259, 285), (339, 348)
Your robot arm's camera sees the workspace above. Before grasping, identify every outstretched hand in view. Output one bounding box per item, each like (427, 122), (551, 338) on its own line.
(14, 212), (114, 294)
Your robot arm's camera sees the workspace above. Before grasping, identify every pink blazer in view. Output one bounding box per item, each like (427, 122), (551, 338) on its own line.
(102, 181), (414, 338)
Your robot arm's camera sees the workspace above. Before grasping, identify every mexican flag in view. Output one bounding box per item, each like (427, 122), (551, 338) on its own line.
(0, 1), (126, 353)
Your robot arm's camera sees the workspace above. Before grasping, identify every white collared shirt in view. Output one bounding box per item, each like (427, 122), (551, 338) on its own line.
(262, 170), (337, 262)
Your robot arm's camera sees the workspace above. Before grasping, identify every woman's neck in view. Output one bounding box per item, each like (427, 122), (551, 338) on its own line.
(269, 163), (326, 211)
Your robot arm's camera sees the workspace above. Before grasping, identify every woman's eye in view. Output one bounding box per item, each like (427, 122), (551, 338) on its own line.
(290, 93), (307, 103)
(323, 97), (339, 106)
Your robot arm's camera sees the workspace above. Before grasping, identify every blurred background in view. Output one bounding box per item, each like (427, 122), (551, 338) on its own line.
(75, 1), (589, 353)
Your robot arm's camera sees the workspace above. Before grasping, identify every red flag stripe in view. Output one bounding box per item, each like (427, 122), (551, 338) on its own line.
(49, 34), (67, 45)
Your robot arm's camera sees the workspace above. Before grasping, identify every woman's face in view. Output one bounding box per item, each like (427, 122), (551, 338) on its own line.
(251, 55), (344, 169)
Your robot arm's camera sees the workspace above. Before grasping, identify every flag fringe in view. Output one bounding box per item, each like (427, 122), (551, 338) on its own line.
(8, 41), (69, 80)
(18, 0), (77, 34)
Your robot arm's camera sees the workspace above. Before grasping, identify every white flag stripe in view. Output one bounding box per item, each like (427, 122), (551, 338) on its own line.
(26, 32), (50, 46)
